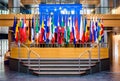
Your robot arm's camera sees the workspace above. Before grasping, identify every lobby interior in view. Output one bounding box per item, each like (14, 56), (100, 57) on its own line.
(0, 0), (120, 81)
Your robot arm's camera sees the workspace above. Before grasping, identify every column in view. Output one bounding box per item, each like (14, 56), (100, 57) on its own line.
(8, 0), (20, 14)
(100, 0), (109, 14)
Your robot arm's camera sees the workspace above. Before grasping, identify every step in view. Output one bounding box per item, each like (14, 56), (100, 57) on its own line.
(21, 61), (98, 64)
(29, 67), (90, 71)
(33, 71), (86, 75)
(23, 64), (96, 67)
(20, 58), (98, 61)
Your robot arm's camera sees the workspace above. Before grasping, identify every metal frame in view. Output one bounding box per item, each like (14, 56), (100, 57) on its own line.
(78, 43), (99, 74)
(19, 43), (41, 73)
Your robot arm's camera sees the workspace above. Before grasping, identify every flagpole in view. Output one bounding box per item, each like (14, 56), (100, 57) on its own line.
(18, 16), (21, 72)
(0, 40), (2, 70)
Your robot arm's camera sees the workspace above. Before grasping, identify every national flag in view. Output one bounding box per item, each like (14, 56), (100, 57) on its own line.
(31, 17), (34, 43)
(19, 17), (27, 43)
(39, 17), (45, 43)
(12, 17), (17, 41)
(28, 18), (31, 41)
(46, 16), (50, 43)
(51, 15), (55, 44)
(99, 19), (104, 42)
(93, 17), (98, 43)
(44, 16), (48, 42)
(69, 16), (73, 43)
(75, 17), (79, 42)
(61, 16), (65, 44)
(95, 18), (98, 43)
(90, 18), (94, 43)
(57, 15), (62, 44)
(22, 17), (27, 43)
(97, 19), (101, 42)
(35, 18), (39, 44)
(15, 23), (19, 43)
(66, 16), (70, 44)
(19, 18), (24, 42)
(49, 15), (52, 42)
(80, 16), (84, 43)
(72, 16), (76, 44)
(84, 17), (89, 42)
(64, 16), (67, 43)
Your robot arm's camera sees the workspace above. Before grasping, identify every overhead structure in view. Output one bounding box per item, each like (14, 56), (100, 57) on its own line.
(0, 14), (120, 27)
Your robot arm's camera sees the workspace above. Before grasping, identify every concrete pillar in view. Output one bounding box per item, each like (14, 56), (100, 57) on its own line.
(13, 0), (20, 13)
(8, 0), (20, 13)
(100, 0), (109, 14)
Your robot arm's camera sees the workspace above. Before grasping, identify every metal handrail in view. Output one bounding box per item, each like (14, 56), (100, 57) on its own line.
(20, 43), (41, 73)
(78, 43), (98, 73)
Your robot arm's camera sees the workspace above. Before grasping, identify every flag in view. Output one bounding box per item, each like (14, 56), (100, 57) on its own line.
(40, 17), (45, 43)
(35, 18), (39, 44)
(66, 16), (70, 44)
(46, 16), (50, 43)
(99, 19), (104, 42)
(72, 16), (76, 44)
(64, 16), (67, 43)
(51, 15), (55, 44)
(49, 15), (52, 42)
(80, 16), (84, 43)
(44, 16), (48, 42)
(90, 18), (94, 43)
(19, 17), (27, 43)
(15, 23), (19, 43)
(95, 18), (98, 43)
(28, 18), (31, 41)
(69, 16), (73, 43)
(97, 19), (101, 42)
(93, 17), (98, 43)
(84, 17), (89, 42)
(61, 16), (65, 44)
(31, 17), (34, 43)
(19, 18), (23, 42)
(75, 17), (79, 42)
(12, 17), (17, 41)
(57, 15), (61, 44)
(22, 17), (27, 43)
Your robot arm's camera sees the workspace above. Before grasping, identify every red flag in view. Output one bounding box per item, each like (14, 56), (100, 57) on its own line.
(75, 17), (79, 42)
(22, 18), (27, 43)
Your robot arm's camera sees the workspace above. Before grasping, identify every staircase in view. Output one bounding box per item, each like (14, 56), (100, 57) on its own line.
(20, 58), (99, 75)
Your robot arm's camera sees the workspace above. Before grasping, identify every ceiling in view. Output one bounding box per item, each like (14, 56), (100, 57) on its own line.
(21, 0), (100, 5)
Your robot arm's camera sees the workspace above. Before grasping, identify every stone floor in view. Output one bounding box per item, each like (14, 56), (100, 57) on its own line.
(1, 55), (120, 81)
(0, 64), (120, 81)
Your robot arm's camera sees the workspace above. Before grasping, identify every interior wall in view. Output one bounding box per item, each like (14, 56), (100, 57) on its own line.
(111, 34), (120, 72)
(112, 35), (120, 63)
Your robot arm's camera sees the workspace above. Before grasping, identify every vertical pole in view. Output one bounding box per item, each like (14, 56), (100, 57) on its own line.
(89, 50), (92, 74)
(98, 43), (101, 72)
(79, 57), (80, 73)
(0, 40), (2, 70)
(18, 41), (21, 72)
(28, 50), (30, 74)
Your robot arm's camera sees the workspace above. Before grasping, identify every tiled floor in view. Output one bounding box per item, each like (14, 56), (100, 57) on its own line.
(0, 64), (120, 81)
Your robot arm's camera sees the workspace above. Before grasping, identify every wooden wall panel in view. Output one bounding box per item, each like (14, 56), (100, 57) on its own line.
(0, 14), (33, 27)
(21, 0), (41, 5)
(11, 48), (109, 59)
